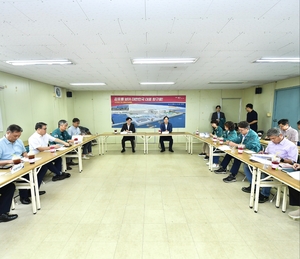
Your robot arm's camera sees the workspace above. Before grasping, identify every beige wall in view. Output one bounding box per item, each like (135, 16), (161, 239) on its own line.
(1, 70), (299, 142)
(0, 71), (74, 140)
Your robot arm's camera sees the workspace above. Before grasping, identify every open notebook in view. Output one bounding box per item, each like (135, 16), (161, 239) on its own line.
(281, 168), (300, 181)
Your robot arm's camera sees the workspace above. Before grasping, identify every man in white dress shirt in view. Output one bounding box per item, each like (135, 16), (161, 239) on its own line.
(29, 122), (71, 184)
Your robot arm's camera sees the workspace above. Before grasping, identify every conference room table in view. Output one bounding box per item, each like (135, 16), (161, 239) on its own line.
(98, 132), (147, 154)
(194, 135), (300, 213)
(144, 132), (193, 154)
(0, 164), (37, 213)
(0, 135), (100, 214)
(252, 162), (300, 213)
(98, 132), (193, 154)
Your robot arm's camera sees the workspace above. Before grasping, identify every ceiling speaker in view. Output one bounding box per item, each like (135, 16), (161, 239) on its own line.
(255, 87), (262, 94)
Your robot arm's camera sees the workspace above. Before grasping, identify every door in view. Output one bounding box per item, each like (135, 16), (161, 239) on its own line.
(272, 87), (300, 128)
(221, 98), (242, 124)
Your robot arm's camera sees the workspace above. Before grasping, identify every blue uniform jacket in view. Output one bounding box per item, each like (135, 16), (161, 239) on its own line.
(231, 129), (261, 152)
(223, 130), (237, 141)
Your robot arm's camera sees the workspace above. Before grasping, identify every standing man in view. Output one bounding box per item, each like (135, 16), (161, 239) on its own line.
(245, 103), (258, 132)
(51, 120), (76, 170)
(159, 116), (174, 153)
(278, 119), (299, 145)
(121, 117), (136, 153)
(211, 105), (226, 129)
(68, 118), (94, 159)
(29, 122), (71, 182)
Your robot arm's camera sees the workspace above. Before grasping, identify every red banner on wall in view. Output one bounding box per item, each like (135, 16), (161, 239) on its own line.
(111, 95), (186, 106)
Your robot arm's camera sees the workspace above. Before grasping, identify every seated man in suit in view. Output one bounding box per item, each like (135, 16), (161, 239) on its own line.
(0, 184), (18, 222)
(159, 116), (174, 153)
(121, 117), (136, 153)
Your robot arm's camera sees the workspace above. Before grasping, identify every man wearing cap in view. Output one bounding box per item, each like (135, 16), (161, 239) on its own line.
(121, 117), (136, 153)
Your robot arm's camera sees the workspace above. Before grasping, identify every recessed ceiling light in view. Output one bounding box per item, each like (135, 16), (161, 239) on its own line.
(5, 59), (73, 66)
(70, 83), (106, 86)
(209, 81), (248, 84)
(132, 58), (198, 64)
(253, 58), (300, 63)
(139, 82), (175, 85)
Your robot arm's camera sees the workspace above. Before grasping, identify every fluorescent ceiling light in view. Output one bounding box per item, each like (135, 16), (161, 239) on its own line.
(70, 83), (106, 86)
(253, 58), (300, 63)
(5, 59), (73, 66)
(140, 82), (175, 85)
(209, 81), (248, 84)
(132, 58), (197, 64)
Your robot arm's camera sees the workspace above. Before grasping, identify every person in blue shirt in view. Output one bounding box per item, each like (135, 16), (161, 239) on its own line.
(159, 116), (174, 152)
(214, 121), (261, 183)
(200, 120), (223, 161)
(68, 118), (93, 159)
(0, 124), (24, 222)
(242, 128), (298, 204)
(211, 121), (237, 168)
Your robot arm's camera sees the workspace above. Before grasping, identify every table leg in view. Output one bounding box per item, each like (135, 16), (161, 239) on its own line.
(282, 186), (287, 213)
(34, 167), (41, 210)
(254, 169), (262, 213)
(78, 147), (83, 173)
(208, 144), (213, 171)
(29, 170), (37, 214)
(249, 166), (256, 209)
(98, 136), (101, 155)
(62, 156), (66, 172)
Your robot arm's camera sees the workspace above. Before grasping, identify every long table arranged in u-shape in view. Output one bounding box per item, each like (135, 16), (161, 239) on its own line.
(193, 135), (300, 213)
(0, 135), (100, 214)
(98, 132), (193, 154)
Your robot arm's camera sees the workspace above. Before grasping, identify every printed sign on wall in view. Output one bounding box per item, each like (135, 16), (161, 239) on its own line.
(111, 95), (186, 129)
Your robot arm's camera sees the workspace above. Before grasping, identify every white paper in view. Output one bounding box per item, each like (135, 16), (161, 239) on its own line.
(251, 154), (274, 159)
(120, 132), (127, 135)
(244, 150), (256, 154)
(162, 131), (169, 134)
(217, 145), (231, 151)
(21, 157), (42, 162)
(249, 156), (272, 165)
(279, 163), (294, 169)
(57, 147), (67, 151)
(287, 171), (300, 181)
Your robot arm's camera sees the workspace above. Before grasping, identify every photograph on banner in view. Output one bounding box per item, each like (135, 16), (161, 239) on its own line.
(111, 95), (186, 129)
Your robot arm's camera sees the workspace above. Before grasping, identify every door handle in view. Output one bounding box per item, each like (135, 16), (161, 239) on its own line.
(273, 119), (277, 122)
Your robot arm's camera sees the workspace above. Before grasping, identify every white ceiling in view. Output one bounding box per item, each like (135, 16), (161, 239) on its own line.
(0, 0), (299, 91)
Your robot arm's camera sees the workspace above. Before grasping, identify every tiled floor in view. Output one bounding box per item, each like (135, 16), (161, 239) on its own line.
(1, 143), (299, 259)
